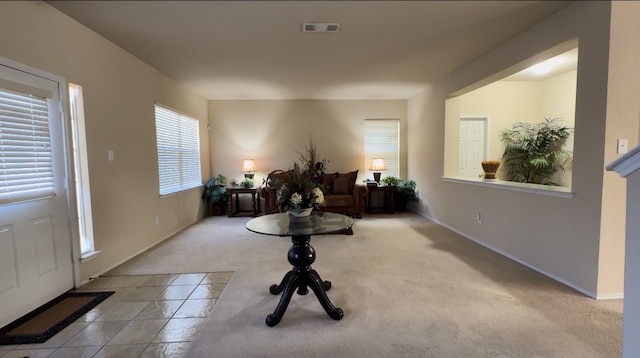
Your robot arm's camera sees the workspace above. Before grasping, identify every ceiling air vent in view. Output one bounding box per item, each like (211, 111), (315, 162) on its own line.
(302, 22), (341, 33)
(326, 24), (340, 32)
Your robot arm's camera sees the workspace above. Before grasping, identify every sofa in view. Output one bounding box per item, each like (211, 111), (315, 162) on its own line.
(260, 169), (367, 218)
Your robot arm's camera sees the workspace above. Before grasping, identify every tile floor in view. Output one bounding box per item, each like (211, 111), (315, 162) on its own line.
(0, 272), (232, 358)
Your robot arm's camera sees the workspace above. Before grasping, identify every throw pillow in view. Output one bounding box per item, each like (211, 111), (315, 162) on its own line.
(336, 170), (358, 193)
(332, 176), (349, 194)
(321, 173), (337, 195)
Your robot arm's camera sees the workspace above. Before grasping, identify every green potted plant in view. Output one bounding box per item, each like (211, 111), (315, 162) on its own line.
(381, 176), (418, 212)
(239, 177), (254, 188)
(202, 174), (228, 216)
(499, 118), (573, 185)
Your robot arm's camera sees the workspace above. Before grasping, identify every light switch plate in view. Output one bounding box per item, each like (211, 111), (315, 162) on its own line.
(618, 139), (628, 154)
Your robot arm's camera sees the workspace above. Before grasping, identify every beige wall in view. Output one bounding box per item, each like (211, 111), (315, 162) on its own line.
(0, 2), (210, 283)
(462, 81), (542, 161)
(409, 1), (624, 297)
(447, 81), (542, 176)
(207, 100), (407, 187)
(599, 1), (640, 297)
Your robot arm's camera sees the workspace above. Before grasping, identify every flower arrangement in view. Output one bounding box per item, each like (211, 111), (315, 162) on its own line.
(277, 163), (325, 214)
(296, 136), (329, 184)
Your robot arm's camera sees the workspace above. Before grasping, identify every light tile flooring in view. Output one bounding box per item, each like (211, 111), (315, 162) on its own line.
(0, 272), (233, 358)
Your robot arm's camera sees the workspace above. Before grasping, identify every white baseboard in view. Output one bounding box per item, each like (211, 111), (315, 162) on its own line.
(418, 212), (623, 300)
(79, 223), (194, 287)
(596, 292), (624, 300)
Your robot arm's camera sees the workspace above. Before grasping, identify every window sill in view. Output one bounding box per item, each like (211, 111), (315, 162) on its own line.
(441, 176), (574, 199)
(80, 250), (101, 263)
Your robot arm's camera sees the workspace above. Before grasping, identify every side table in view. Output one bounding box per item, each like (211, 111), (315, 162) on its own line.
(226, 187), (261, 217)
(366, 184), (395, 214)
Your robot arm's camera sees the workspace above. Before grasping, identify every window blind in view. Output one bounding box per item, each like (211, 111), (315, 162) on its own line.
(364, 119), (400, 179)
(155, 104), (202, 196)
(0, 88), (54, 205)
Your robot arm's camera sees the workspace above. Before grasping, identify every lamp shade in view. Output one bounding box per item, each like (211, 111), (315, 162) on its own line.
(242, 159), (256, 173)
(369, 158), (386, 171)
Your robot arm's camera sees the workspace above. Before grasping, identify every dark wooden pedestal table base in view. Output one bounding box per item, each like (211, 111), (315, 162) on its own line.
(266, 234), (343, 326)
(245, 212), (353, 327)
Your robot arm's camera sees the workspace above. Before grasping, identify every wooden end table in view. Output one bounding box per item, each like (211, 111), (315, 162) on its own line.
(226, 187), (261, 217)
(366, 184), (395, 214)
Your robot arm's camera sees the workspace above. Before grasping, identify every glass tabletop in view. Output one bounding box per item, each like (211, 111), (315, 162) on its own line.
(246, 211), (353, 237)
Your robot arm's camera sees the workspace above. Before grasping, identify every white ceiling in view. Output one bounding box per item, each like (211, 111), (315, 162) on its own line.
(48, 1), (571, 100)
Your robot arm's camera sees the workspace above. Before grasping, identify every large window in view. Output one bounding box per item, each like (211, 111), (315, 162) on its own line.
(0, 87), (54, 205)
(364, 119), (399, 179)
(155, 104), (201, 196)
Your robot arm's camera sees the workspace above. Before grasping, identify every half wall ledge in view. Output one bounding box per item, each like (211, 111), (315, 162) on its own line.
(441, 177), (574, 199)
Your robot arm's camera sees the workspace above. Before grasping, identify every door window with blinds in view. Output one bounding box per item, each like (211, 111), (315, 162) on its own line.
(364, 119), (400, 179)
(154, 104), (202, 196)
(0, 85), (55, 205)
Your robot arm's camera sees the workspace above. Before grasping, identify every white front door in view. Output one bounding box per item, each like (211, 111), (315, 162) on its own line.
(458, 118), (486, 178)
(0, 63), (74, 327)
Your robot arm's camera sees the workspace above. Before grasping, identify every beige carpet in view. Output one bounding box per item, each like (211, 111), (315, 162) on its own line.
(108, 213), (622, 357)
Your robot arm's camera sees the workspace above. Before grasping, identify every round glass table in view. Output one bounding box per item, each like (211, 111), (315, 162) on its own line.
(246, 211), (353, 326)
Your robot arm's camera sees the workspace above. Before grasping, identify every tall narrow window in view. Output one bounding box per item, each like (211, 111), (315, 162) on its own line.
(364, 119), (400, 179)
(0, 87), (54, 205)
(155, 104), (201, 196)
(69, 84), (97, 259)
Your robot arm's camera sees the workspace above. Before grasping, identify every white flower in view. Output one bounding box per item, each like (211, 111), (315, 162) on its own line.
(312, 187), (324, 204)
(290, 192), (303, 205)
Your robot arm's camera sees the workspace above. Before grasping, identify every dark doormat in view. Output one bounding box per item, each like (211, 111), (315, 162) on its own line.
(0, 291), (114, 345)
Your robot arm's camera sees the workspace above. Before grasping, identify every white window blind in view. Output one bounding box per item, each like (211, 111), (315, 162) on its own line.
(364, 119), (400, 179)
(155, 104), (201, 196)
(0, 88), (54, 205)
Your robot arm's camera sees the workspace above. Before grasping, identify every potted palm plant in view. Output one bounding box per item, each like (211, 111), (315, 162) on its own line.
(202, 174), (228, 216)
(499, 118), (572, 185)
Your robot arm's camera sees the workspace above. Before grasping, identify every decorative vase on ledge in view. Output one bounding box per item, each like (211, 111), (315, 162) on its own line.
(481, 160), (501, 181)
(287, 207), (313, 222)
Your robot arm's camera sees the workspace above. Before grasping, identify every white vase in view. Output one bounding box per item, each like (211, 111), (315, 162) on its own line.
(287, 207), (313, 217)
(287, 208), (313, 223)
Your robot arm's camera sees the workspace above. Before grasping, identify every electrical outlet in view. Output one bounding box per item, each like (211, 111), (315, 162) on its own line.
(107, 150), (115, 161)
(154, 216), (159, 225)
(476, 212), (483, 224)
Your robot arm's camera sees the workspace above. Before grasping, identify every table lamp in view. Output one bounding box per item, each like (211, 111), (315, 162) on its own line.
(242, 159), (256, 179)
(370, 158), (386, 183)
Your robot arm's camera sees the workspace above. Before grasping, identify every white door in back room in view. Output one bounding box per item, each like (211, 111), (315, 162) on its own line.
(458, 117), (487, 178)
